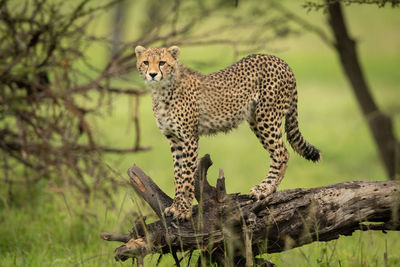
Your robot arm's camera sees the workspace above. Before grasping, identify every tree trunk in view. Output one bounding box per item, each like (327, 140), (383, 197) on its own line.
(326, 1), (400, 180)
(101, 155), (400, 266)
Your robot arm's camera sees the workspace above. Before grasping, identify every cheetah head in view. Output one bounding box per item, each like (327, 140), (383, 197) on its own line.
(135, 45), (180, 85)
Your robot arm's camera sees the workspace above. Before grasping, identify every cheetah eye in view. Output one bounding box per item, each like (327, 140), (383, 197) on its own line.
(159, 61), (166, 66)
(143, 61), (149, 66)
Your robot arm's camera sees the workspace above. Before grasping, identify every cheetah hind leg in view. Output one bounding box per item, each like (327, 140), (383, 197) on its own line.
(248, 114), (289, 201)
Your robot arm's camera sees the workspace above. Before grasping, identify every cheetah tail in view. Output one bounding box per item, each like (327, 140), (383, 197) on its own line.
(284, 97), (321, 162)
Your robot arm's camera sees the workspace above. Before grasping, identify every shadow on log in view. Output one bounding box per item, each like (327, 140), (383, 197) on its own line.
(101, 154), (400, 266)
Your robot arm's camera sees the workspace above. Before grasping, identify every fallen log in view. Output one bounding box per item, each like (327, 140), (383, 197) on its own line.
(101, 154), (400, 266)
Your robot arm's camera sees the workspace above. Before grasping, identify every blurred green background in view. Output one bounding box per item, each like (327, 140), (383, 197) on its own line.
(1, 0), (399, 266)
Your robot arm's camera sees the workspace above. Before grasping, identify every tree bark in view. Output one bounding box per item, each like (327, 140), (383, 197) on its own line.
(101, 155), (400, 266)
(326, 1), (400, 180)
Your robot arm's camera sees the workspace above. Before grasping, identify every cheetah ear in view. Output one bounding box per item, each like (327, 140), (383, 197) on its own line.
(135, 46), (146, 58)
(167, 46), (180, 60)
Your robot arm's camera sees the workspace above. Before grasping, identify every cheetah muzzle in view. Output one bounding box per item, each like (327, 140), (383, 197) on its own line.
(135, 45), (321, 221)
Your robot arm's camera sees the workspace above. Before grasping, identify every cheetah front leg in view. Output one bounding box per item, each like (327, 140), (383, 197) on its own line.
(164, 135), (198, 221)
(164, 135), (184, 218)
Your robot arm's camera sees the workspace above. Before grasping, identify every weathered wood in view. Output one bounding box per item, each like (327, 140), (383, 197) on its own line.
(100, 232), (130, 243)
(127, 164), (172, 218)
(102, 155), (400, 265)
(216, 169), (227, 203)
(194, 154), (216, 202)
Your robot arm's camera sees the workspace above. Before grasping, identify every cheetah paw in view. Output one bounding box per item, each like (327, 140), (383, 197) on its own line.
(164, 203), (192, 222)
(249, 184), (275, 202)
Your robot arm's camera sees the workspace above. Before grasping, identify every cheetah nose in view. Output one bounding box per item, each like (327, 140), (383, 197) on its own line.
(149, 73), (157, 78)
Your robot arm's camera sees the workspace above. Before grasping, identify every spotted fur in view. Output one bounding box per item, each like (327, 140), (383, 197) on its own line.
(135, 45), (321, 221)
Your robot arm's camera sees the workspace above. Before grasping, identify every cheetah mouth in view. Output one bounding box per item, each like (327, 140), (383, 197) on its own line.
(145, 79), (162, 85)
(147, 77), (163, 82)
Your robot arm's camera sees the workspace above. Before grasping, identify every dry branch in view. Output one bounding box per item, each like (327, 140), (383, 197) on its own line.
(0, 0), (151, 204)
(101, 154), (400, 265)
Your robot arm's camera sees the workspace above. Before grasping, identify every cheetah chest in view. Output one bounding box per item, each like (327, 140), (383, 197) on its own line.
(153, 101), (178, 135)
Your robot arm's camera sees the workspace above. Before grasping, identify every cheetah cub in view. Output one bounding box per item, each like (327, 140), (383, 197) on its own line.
(135, 45), (321, 221)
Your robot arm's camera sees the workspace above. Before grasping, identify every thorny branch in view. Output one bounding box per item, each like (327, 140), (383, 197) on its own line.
(0, 0), (152, 205)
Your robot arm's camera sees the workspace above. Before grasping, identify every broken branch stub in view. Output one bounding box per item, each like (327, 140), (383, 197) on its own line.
(127, 164), (173, 218)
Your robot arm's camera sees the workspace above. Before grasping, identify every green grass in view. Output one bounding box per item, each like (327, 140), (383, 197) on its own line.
(1, 1), (400, 266)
